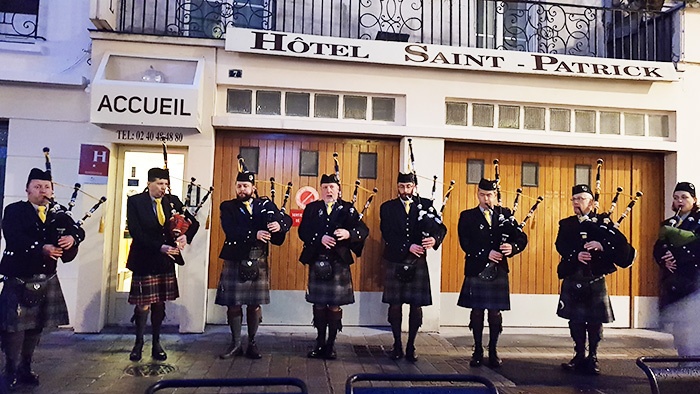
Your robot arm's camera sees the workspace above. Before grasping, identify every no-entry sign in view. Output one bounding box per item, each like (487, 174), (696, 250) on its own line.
(295, 186), (319, 209)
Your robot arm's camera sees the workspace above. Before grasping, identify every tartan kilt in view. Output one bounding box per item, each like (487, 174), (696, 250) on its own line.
(0, 275), (69, 332)
(457, 268), (511, 311)
(215, 259), (270, 306)
(557, 276), (614, 323)
(306, 259), (355, 306)
(381, 257), (432, 306)
(128, 272), (179, 305)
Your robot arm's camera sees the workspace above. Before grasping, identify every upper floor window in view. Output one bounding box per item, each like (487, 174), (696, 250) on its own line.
(0, 0), (41, 40)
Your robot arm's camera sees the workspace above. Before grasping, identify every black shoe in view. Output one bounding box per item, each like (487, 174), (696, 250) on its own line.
(561, 353), (586, 372)
(246, 341), (262, 359)
(152, 342), (167, 361)
(586, 355), (601, 375)
(405, 346), (418, 363)
(323, 344), (337, 360)
(389, 344), (404, 360)
(469, 349), (483, 367)
(17, 365), (39, 386)
(307, 345), (325, 359)
(488, 349), (502, 368)
(129, 341), (143, 362)
(219, 343), (243, 359)
(3, 372), (17, 391)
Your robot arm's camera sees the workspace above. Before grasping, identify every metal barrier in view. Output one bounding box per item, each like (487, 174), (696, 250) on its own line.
(636, 356), (700, 394)
(345, 373), (499, 394)
(145, 377), (308, 394)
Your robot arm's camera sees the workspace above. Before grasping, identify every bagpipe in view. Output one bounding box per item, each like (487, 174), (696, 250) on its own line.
(41, 147), (108, 263)
(479, 159), (543, 281)
(331, 151), (377, 257)
(579, 159), (641, 273)
(236, 154), (293, 232)
(160, 142), (201, 244)
(406, 138), (452, 241)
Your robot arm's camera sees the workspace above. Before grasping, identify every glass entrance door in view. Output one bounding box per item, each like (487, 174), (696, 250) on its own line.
(107, 148), (185, 325)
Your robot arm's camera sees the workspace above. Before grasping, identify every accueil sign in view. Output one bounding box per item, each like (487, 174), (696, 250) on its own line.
(90, 84), (200, 130)
(226, 27), (678, 82)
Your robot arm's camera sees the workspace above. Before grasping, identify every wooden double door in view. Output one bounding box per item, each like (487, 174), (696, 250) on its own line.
(441, 143), (665, 298)
(209, 132), (400, 292)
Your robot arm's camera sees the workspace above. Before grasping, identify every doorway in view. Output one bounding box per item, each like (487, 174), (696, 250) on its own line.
(107, 147), (186, 326)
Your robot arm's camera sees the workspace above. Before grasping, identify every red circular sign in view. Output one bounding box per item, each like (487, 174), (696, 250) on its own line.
(295, 186), (319, 209)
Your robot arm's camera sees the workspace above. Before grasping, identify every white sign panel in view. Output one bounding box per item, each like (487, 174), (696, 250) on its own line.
(91, 83), (201, 129)
(226, 28), (678, 82)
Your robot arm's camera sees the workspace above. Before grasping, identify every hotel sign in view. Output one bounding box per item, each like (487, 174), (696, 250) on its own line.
(226, 28), (678, 82)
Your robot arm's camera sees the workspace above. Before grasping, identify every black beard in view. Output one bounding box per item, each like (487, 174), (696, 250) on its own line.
(237, 193), (252, 201)
(399, 194), (413, 201)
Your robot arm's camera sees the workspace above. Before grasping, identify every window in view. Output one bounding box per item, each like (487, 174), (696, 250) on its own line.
(358, 152), (378, 179)
(344, 96), (367, 120)
(499, 105), (520, 129)
(550, 108), (571, 132)
(446, 102), (468, 126)
(372, 97), (395, 121)
(239, 147), (259, 174)
(574, 165), (591, 187)
(649, 115), (669, 137)
(315, 94), (339, 118)
(625, 113), (645, 136)
(227, 89), (252, 114)
(575, 110), (596, 134)
(286, 92), (310, 117)
(299, 150), (319, 177)
(232, 0), (268, 29)
(524, 107), (545, 130)
(0, 0), (40, 39)
(256, 91), (281, 115)
(467, 159), (485, 184)
(473, 104), (494, 127)
(522, 162), (539, 187)
(600, 112), (620, 135)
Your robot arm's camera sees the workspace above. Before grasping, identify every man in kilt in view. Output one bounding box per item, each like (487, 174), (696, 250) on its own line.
(379, 172), (446, 362)
(0, 168), (85, 389)
(457, 178), (527, 368)
(126, 168), (199, 362)
(216, 171), (289, 359)
(298, 174), (368, 360)
(555, 184), (626, 375)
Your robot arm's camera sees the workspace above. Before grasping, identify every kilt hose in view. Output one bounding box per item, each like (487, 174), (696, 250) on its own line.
(0, 274), (69, 332)
(215, 259), (270, 306)
(306, 259), (355, 306)
(381, 257), (432, 306)
(557, 276), (614, 323)
(128, 272), (179, 306)
(457, 268), (511, 311)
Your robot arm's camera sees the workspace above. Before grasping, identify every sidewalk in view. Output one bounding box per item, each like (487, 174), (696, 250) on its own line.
(15, 326), (678, 393)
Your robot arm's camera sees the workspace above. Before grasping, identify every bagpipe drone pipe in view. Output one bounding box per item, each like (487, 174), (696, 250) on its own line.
(579, 159), (641, 275)
(41, 147), (107, 263)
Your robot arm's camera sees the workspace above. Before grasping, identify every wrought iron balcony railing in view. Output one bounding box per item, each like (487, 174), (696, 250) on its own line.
(0, 0), (44, 41)
(116, 0), (682, 62)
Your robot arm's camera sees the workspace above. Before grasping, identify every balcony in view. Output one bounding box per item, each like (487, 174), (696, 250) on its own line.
(114, 0), (683, 62)
(0, 0), (44, 41)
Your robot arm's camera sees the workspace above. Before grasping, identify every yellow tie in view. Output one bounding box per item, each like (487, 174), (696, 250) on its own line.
(155, 198), (165, 226)
(484, 209), (492, 226)
(37, 206), (46, 223)
(404, 200), (411, 214)
(243, 200), (252, 215)
(327, 202), (333, 215)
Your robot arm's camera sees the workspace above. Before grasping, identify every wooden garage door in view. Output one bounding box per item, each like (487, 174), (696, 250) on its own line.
(209, 132), (400, 292)
(442, 144), (664, 297)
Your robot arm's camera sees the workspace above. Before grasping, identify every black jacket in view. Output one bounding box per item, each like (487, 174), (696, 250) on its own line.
(125, 192), (199, 275)
(555, 215), (630, 278)
(298, 199), (368, 265)
(0, 201), (85, 277)
(218, 197), (288, 261)
(458, 206), (527, 277)
(379, 197), (447, 263)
